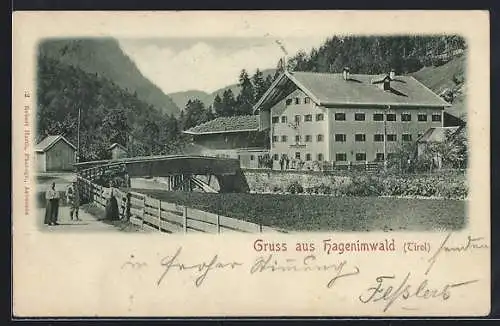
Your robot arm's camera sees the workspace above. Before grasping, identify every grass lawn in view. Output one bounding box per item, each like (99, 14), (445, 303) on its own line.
(129, 189), (466, 232)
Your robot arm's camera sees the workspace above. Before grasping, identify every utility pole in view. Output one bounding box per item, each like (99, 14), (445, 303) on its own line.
(383, 105), (389, 171)
(77, 106), (81, 163)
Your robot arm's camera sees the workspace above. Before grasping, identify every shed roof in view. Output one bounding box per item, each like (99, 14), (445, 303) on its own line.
(183, 115), (259, 135)
(108, 143), (127, 151)
(35, 135), (76, 153)
(253, 70), (451, 113)
(417, 126), (462, 143)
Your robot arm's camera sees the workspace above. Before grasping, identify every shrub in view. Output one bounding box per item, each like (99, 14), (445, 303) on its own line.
(287, 181), (304, 194)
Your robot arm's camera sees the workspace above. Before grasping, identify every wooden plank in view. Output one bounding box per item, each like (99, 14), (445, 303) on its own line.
(144, 206), (158, 217)
(186, 218), (216, 233)
(145, 196), (159, 208)
(142, 223), (158, 232)
(218, 227), (240, 233)
(130, 191), (145, 200)
(159, 220), (184, 233)
(186, 208), (218, 225)
(130, 206), (142, 217)
(130, 197), (144, 208)
(160, 201), (184, 213)
(218, 215), (261, 233)
(187, 227), (204, 233)
(160, 211), (184, 225)
(129, 216), (142, 226)
(143, 214), (160, 227)
(260, 226), (281, 233)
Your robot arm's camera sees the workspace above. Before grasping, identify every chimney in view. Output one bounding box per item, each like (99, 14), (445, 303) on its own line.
(389, 69), (396, 80)
(342, 67), (350, 81)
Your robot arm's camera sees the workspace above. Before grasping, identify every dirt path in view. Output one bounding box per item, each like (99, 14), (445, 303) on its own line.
(38, 205), (121, 232)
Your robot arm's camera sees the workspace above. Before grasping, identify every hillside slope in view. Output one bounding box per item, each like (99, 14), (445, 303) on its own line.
(39, 38), (180, 116)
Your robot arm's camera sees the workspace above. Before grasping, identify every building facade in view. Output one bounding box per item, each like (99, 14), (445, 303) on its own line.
(35, 135), (76, 172)
(255, 70), (449, 164)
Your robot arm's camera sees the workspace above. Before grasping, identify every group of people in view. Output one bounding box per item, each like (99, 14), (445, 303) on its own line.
(44, 180), (80, 226)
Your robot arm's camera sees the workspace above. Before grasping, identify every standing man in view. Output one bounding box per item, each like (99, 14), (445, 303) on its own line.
(44, 182), (60, 226)
(66, 180), (81, 221)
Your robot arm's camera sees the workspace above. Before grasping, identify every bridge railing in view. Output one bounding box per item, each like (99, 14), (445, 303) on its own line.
(77, 176), (283, 234)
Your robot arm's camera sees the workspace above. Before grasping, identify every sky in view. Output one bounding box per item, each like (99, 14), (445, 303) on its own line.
(117, 36), (331, 94)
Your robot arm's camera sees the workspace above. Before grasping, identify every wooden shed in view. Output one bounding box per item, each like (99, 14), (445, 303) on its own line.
(109, 143), (128, 160)
(35, 135), (76, 172)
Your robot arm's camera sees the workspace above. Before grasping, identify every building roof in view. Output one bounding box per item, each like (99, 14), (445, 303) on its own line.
(35, 135), (76, 153)
(253, 70), (451, 113)
(417, 126), (462, 143)
(108, 143), (127, 151)
(183, 115), (260, 135)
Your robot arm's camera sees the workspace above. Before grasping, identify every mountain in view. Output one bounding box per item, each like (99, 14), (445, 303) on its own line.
(411, 54), (466, 120)
(38, 38), (180, 116)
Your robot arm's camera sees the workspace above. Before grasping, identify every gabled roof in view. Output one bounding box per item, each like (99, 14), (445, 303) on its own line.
(183, 115), (260, 135)
(35, 135), (76, 153)
(108, 143), (127, 151)
(417, 126), (462, 143)
(253, 70), (451, 113)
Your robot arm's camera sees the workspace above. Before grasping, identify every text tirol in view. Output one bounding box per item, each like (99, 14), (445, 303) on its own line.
(253, 238), (396, 254)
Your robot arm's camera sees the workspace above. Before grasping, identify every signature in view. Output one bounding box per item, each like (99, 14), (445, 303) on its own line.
(359, 272), (479, 312)
(250, 254), (360, 288)
(156, 247), (243, 287)
(426, 233), (489, 275)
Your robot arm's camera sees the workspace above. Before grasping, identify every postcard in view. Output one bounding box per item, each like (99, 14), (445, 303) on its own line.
(12, 10), (490, 317)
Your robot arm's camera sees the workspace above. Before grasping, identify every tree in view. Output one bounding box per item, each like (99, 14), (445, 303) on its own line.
(221, 89), (237, 117)
(182, 98), (211, 130)
(213, 93), (224, 117)
(252, 69), (267, 103)
(236, 69), (255, 115)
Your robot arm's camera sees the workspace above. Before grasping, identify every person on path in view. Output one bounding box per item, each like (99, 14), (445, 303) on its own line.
(279, 155), (284, 171)
(285, 156), (290, 170)
(44, 182), (60, 226)
(66, 180), (81, 221)
(105, 188), (120, 220)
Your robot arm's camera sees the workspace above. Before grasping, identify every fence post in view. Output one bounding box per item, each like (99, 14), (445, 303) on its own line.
(183, 206), (187, 234)
(216, 215), (220, 234)
(141, 195), (146, 226)
(158, 199), (162, 232)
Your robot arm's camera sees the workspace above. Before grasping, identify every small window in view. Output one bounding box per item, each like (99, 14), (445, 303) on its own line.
(432, 114), (442, 122)
(375, 153), (385, 161)
(238, 155), (241, 160)
(401, 113), (412, 122)
(304, 97), (311, 104)
(250, 155), (255, 161)
(316, 113), (324, 121)
(387, 134), (397, 141)
(273, 154), (279, 160)
(355, 134), (366, 142)
(305, 135), (312, 142)
(281, 116), (287, 123)
(305, 153), (312, 161)
(304, 114), (313, 122)
(295, 135), (301, 142)
(374, 134), (384, 142)
(317, 153), (324, 161)
(295, 98), (300, 105)
(386, 113), (396, 121)
(286, 99), (292, 106)
(281, 135), (288, 142)
(418, 114), (428, 122)
(272, 136), (278, 142)
(295, 152), (301, 159)
(335, 113), (346, 121)
(294, 115), (301, 123)
(336, 153), (347, 162)
(402, 134), (412, 142)
(272, 117), (279, 123)
(355, 153), (367, 161)
(373, 113), (384, 121)
(355, 113), (365, 121)
(335, 134), (346, 142)
(316, 134), (324, 142)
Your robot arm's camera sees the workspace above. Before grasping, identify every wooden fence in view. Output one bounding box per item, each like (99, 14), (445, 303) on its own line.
(77, 176), (282, 234)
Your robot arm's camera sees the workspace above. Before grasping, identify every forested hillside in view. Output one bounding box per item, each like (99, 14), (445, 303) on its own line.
(36, 56), (185, 161)
(39, 38), (180, 116)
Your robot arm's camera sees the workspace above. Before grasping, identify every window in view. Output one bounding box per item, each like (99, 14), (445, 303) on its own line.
(305, 135), (312, 142)
(281, 135), (288, 142)
(316, 113), (324, 121)
(418, 113), (428, 122)
(295, 135), (301, 142)
(238, 155), (241, 160)
(432, 114), (442, 122)
(294, 115), (301, 123)
(250, 155), (255, 161)
(295, 98), (300, 105)
(316, 134), (324, 142)
(272, 116), (279, 123)
(304, 97), (311, 104)
(335, 134), (346, 142)
(355, 113), (365, 121)
(336, 153), (347, 161)
(402, 134), (412, 142)
(304, 114), (313, 122)
(273, 154), (279, 160)
(355, 153), (367, 161)
(374, 134), (384, 142)
(375, 153), (385, 161)
(272, 136), (278, 142)
(281, 116), (287, 123)
(305, 153), (312, 161)
(401, 113), (412, 122)
(286, 99), (292, 106)
(355, 134), (366, 142)
(335, 113), (346, 121)
(386, 113), (396, 121)
(373, 113), (384, 121)
(317, 153), (324, 161)
(295, 152), (301, 159)
(387, 134), (397, 141)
